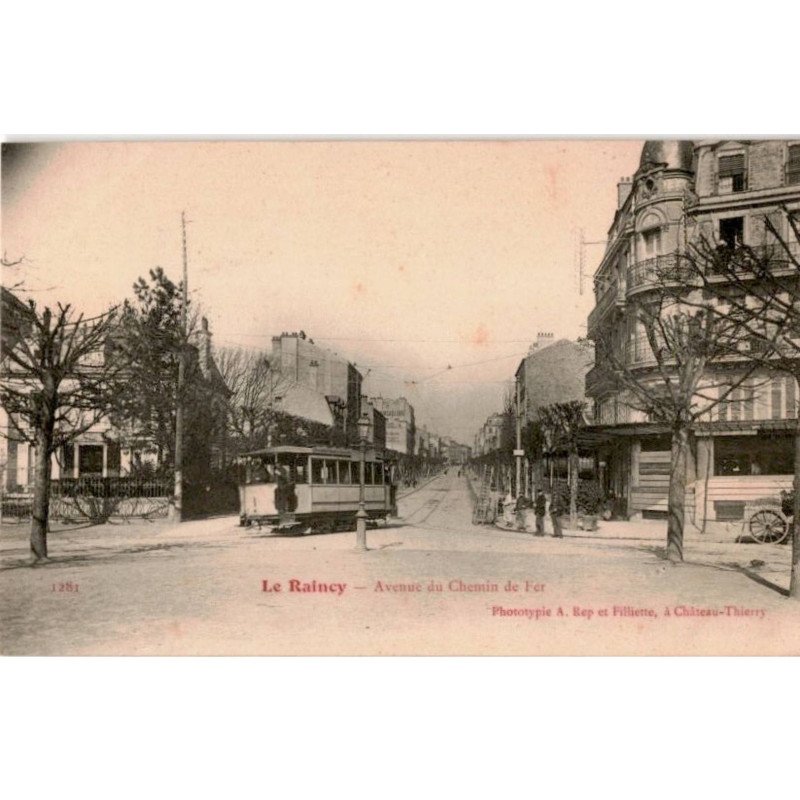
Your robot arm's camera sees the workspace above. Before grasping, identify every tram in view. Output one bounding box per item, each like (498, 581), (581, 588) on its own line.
(238, 445), (397, 533)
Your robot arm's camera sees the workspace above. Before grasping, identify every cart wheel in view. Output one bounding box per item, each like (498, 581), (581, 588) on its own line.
(749, 510), (788, 544)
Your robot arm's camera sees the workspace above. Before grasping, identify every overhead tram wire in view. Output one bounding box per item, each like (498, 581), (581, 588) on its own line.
(219, 331), (537, 344)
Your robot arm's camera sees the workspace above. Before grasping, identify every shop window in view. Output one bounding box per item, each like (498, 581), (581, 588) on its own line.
(718, 153), (746, 193)
(714, 434), (794, 476)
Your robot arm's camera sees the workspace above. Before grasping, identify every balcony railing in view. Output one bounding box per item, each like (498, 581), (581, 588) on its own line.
(626, 253), (688, 294)
(587, 278), (622, 331)
(707, 241), (800, 276)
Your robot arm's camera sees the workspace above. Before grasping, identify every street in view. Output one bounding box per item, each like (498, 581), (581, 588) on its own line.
(1, 472), (797, 655)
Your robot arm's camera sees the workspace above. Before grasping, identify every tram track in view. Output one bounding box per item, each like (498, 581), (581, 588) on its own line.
(397, 476), (455, 528)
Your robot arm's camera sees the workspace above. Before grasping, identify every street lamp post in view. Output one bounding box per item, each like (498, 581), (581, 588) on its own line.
(355, 412), (372, 552)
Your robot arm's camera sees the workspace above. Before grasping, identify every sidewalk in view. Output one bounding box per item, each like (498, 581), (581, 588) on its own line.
(493, 514), (765, 544)
(0, 515), (239, 569)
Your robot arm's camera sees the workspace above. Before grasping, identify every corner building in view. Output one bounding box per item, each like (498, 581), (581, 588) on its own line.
(586, 140), (800, 531)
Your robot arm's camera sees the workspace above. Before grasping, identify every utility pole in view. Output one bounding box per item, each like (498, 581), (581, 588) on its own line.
(170, 211), (189, 522)
(576, 228), (607, 295)
(514, 378), (523, 499)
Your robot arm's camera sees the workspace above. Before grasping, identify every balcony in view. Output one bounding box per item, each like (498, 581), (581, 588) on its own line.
(707, 241), (800, 277)
(626, 253), (688, 296)
(585, 362), (617, 396)
(587, 278), (624, 332)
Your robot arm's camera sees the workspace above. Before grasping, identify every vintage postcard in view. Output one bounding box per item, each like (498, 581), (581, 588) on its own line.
(2, 138), (799, 655)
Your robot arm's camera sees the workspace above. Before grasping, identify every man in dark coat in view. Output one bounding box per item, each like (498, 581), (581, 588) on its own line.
(549, 491), (564, 538)
(534, 490), (546, 536)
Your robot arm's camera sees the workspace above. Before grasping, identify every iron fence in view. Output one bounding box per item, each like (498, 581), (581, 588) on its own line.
(1, 477), (173, 525)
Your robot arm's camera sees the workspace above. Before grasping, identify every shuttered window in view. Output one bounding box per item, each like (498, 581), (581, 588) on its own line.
(718, 153), (746, 192)
(787, 145), (800, 185)
(718, 154), (745, 177)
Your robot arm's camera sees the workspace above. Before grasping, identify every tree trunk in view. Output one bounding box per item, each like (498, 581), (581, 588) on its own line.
(789, 417), (800, 599)
(666, 426), (690, 563)
(568, 447), (579, 528)
(30, 428), (54, 562)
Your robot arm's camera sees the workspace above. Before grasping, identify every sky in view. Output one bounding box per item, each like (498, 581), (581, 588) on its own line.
(1, 139), (644, 443)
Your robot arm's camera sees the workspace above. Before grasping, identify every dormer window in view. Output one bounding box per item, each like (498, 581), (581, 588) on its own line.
(718, 152), (746, 193)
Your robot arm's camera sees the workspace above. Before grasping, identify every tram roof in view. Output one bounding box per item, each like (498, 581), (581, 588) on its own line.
(241, 444), (385, 460)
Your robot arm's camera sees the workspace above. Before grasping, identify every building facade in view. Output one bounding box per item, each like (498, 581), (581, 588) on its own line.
(360, 396), (387, 451)
(369, 396), (415, 456)
(271, 331), (363, 443)
(515, 332), (594, 426)
(474, 412), (505, 456)
(585, 139), (800, 527)
(0, 295), (230, 490)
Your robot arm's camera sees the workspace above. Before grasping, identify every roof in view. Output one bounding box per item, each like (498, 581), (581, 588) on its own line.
(242, 445), (385, 460)
(274, 382), (335, 426)
(638, 140), (695, 173)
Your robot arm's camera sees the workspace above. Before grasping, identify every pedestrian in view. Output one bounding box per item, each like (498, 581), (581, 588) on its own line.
(534, 489), (546, 536)
(549, 490), (564, 538)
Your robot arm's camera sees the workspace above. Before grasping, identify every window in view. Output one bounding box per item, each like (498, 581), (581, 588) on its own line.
(245, 459), (274, 485)
(787, 144), (800, 185)
(714, 501), (746, 521)
(787, 377), (797, 418)
(717, 384), (755, 422)
(771, 378), (783, 420)
(311, 458), (328, 484)
(719, 217), (744, 248)
(338, 460), (352, 484)
(714, 434), (794, 476)
(642, 228), (661, 258)
(78, 445), (104, 476)
(718, 153), (746, 193)
(62, 444), (75, 475)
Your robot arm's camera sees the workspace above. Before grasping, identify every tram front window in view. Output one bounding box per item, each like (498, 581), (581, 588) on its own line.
(246, 459), (275, 485)
(273, 454), (310, 484)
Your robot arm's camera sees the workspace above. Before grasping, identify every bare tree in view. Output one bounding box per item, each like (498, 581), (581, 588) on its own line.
(538, 400), (587, 527)
(216, 347), (293, 453)
(592, 281), (774, 562)
(677, 207), (800, 595)
(0, 292), (118, 561)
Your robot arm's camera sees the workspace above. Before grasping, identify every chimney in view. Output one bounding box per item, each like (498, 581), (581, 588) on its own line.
(617, 176), (632, 209)
(535, 331), (555, 351)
